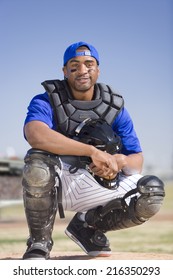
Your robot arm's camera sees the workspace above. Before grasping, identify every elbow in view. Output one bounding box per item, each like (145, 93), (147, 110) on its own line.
(27, 137), (46, 150)
(25, 133), (45, 150)
(122, 152), (144, 176)
(24, 122), (47, 150)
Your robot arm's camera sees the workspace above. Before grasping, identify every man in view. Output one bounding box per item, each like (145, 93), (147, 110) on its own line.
(22, 41), (165, 260)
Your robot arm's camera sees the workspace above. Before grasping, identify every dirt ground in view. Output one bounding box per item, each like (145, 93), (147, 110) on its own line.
(2, 252), (173, 260)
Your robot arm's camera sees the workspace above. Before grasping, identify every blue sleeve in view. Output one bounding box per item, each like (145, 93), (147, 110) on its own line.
(112, 108), (142, 155)
(24, 92), (55, 129)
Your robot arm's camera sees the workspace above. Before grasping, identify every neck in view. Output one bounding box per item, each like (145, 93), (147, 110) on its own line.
(71, 87), (94, 101)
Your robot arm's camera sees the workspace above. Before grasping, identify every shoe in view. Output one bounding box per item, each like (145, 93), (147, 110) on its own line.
(65, 213), (111, 257)
(23, 241), (51, 260)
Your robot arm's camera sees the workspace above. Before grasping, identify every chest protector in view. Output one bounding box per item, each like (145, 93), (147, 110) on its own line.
(41, 79), (124, 137)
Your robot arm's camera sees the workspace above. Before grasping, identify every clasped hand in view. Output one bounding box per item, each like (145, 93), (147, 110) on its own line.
(90, 149), (119, 179)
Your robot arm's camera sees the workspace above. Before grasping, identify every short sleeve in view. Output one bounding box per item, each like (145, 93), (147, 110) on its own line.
(112, 108), (142, 155)
(24, 92), (54, 129)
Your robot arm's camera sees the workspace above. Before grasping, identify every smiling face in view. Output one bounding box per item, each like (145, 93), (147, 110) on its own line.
(63, 46), (100, 100)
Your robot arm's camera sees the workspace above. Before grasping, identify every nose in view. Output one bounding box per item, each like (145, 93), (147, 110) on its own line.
(77, 63), (88, 74)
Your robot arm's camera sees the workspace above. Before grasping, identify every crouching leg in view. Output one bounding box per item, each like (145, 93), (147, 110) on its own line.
(22, 149), (61, 259)
(85, 175), (165, 232)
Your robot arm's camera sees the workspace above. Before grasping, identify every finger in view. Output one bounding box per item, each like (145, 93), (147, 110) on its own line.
(89, 162), (96, 169)
(95, 170), (105, 176)
(91, 167), (103, 176)
(100, 167), (111, 177)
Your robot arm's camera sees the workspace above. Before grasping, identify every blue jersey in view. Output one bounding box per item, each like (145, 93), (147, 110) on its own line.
(24, 92), (142, 155)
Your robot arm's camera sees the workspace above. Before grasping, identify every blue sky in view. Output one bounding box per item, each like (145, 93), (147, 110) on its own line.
(0, 0), (172, 172)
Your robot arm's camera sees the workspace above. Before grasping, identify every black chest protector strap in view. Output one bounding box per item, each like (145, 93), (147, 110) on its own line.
(41, 79), (124, 137)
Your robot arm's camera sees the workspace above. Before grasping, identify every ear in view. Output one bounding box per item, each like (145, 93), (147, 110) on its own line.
(97, 66), (100, 76)
(62, 66), (67, 78)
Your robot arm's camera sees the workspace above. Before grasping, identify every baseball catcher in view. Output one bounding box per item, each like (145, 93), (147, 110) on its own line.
(22, 41), (165, 259)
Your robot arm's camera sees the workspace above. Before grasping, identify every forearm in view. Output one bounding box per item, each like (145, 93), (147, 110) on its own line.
(25, 121), (95, 157)
(114, 152), (143, 175)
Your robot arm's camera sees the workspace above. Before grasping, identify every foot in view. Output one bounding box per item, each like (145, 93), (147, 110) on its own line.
(23, 241), (51, 260)
(65, 213), (111, 257)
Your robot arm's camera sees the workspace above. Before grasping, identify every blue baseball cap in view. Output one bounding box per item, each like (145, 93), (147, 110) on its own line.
(63, 41), (99, 66)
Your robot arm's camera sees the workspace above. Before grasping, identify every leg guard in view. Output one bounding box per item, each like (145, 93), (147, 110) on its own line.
(22, 149), (61, 253)
(85, 175), (165, 232)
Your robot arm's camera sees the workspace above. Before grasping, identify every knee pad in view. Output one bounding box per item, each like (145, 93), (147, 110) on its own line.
(22, 151), (57, 214)
(22, 149), (59, 195)
(22, 149), (65, 218)
(135, 175), (165, 220)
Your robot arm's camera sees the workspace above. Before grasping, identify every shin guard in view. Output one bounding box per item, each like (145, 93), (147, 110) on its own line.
(85, 175), (165, 232)
(22, 149), (61, 251)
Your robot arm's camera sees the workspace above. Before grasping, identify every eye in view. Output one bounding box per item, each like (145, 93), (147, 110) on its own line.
(69, 63), (78, 73)
(85, 61), (94, 68)
(71, 63), (78, 68)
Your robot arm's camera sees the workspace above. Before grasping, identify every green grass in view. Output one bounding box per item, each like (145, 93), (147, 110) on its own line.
(162, 181), (173, 211)
(106, 222), (173, 254)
